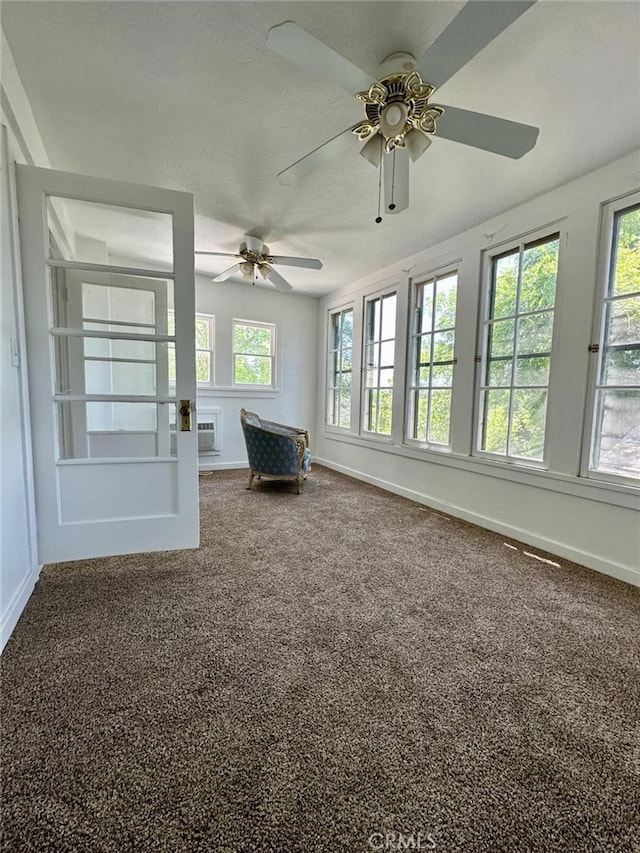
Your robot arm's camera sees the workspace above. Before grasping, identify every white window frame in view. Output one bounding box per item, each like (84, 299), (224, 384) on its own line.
(232, 319), (276, 388)
(327, 305), (354, 430)
(582, 190), (640, 486)
(474, 227), (561, 468)
(361, 287), (398, 438)
(168, 310), (215, 388)
(405, 266), (458, 451)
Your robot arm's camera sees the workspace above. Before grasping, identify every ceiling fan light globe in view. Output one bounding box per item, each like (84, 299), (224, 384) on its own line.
(240, 261), (254, 279)
(380, 101), (408, 139)
(258, 263), (271, 279)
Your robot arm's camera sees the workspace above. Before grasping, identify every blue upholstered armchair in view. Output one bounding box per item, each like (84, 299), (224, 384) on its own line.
(240, 409), (312, 493)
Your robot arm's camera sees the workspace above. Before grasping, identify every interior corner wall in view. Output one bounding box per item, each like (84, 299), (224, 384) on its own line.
(314, 152), (640, 587)
(194, 275), (319, 468)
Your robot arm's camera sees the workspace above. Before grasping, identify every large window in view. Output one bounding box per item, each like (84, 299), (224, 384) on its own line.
(233, 320), (276, 386)
(477, 232), (560, 463)
(363, 292), (396, 435)
(407, 270), (457, 447)
(168, 312), (214, 386)
(327, 307), (353, 428)
(588, 199), (640, 481)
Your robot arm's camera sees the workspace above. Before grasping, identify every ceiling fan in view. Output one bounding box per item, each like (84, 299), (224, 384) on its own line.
(266, 1), (540, 219)
(195, 235), (323, 292)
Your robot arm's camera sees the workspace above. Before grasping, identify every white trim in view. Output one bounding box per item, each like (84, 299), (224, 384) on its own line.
(316, 457), (639, 588)
(0, 569), (40, 652)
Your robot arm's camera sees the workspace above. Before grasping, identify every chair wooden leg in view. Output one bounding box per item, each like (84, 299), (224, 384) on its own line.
(246, 471), (254, 490)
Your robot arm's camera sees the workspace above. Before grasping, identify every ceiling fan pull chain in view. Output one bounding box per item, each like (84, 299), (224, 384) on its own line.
(389, 149), (397, 211)
(375, 152), (383, 223)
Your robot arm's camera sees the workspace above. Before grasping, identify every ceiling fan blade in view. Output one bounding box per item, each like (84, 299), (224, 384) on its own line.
(417, 1), (536, 89)
(437, 105), (539, 159)
(383, 148), (409, 215)
(212, 263), (241, 282)
(195, 250), (241, 258)
(270, 255), (323, 270)
(264, 267), (293, 292)
(277, 126), (356, 184)
(267, 21), (376, 96)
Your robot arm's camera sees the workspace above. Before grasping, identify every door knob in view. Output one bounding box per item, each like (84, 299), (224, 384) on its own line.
(179, 399), (192, 431)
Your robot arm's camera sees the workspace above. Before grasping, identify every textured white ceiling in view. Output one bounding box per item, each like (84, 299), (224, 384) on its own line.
(3, 1), (639, 296)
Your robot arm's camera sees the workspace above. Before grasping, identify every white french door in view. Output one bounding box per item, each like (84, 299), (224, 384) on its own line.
(16, 165), (199, 563)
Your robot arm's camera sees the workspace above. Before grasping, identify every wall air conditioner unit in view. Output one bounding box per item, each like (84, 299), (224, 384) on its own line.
(169, 407), (221, 460)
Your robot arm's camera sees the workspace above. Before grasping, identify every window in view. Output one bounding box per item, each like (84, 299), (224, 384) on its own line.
(168, 312), (214, 386)
(233, 320), (275, 386)
(477, 232), (560, 463)
(588, 199), (640, 481)
(407, 270), (457, 447)
(363, 292), (396, 435)
(327, 307), (353, 428)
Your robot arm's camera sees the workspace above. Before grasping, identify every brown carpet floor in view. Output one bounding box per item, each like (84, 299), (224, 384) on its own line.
(1, 465), (639, 852)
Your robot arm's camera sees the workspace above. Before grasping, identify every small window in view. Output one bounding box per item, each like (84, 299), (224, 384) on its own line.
(588, 200), (640, 481)
(407, 270), (457, 447)
(477, 232), (560, 463)
(168, 312), (214, 386)
(327, 307), (353, 428)
(233, 320), (276, 386)
(363, 292), (397, 436)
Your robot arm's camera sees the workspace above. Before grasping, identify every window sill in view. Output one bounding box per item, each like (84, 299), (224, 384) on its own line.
(197, 386), (280, 398)
(322, 429), (640, 510)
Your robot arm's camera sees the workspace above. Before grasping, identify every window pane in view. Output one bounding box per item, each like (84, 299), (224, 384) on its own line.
(235, 324), (271, 356)
(196, 351), (211, 384)
(592, 389), (640, 477)
(488, 357), (512, 386)
(431, 363), (453, 387)
(342, 310), (353, 345)
(432, 331), (454, 363)
(195, 318), (210, 349)
(515, 355), (550, 387)
(510, 389), (547, 460)
(366, 389), (378, 432)
(413, 390), (428, 440)
(235, 354), (271, 385)
(482, 389), (510, 455)
(339, 390), (351, 428)
(377, 389), (393, 435)
(492, 252), (518, 318)
(380, 340), (395, 366)
(341, 346), (352, 372)
(429, 389), (451, 445)
(605, 296), (640, 346)
(419, 284), (434, 333)
(520, 238), (559, 313)
(381, 294), (397, 339)
(435, 274), (457, 328)
(488, 319), (515, 358)
(602, 348), (640, 385)
(517, 312), (554, 355)
(611, 207), (640, 296)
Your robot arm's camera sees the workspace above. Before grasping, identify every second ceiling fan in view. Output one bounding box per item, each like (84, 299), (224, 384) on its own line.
(266, 1), (540, 219)
(195, 235), (323, 292)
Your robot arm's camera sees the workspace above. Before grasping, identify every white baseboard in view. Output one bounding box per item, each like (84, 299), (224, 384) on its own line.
(199, 461), (248, 472)
(316, 457), (639, 588)
(0, 566), (40, 653)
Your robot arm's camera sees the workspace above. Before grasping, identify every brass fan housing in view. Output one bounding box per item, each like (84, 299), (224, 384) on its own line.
(353, 68), (444, 155)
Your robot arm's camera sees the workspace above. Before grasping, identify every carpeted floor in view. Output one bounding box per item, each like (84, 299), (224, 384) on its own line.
(1, 465), (639, 852)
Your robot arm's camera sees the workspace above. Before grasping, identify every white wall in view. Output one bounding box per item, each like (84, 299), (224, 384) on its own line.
(194, 274), (318, 468)
(315, 151), (640, 586)
(0, 31), (48, 649)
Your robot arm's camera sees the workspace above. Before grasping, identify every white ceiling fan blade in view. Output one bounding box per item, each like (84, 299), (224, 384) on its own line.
(277, 126), (356, 185)
(195, 250), (240, 258)
(437, 106), (539, 159)
(267, 21), (376, 96)
(270, 255), (323, 270)
(417, 1), (536, 89)
(264, 267), (293, 292)
(383, 148), (409, 216)
(212, 263), (241, 282)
